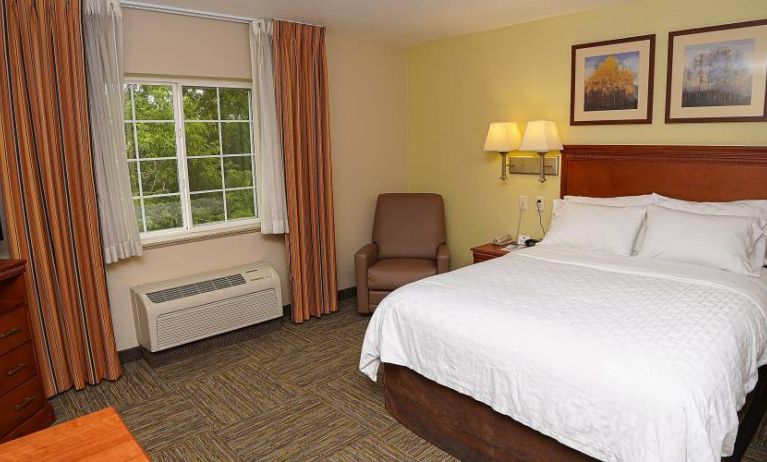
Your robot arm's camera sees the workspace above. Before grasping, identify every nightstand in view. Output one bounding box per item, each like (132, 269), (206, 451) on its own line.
(471, 243), (515, 263)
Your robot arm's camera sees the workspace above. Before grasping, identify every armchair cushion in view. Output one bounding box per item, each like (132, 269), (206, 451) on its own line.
(373, 193), (446, 259)
(367, 258), (437, 291)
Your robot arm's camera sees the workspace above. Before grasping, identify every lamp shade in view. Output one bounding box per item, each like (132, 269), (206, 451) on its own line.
(519, 120), (563, 153)
(483, 122), (521, 153)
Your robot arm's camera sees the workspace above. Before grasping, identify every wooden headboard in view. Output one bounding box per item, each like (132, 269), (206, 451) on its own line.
(561, 145), (767, 202)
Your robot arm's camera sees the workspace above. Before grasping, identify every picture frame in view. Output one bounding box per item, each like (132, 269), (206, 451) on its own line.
(570, 34), (655, 125)
(665, 19), (767, 123)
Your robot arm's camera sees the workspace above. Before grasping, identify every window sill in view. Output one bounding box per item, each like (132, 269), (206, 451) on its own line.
(141, 221), (261, 250)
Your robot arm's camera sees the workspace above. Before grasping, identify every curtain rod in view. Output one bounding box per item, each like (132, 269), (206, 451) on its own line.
(119, 1), (324, 28)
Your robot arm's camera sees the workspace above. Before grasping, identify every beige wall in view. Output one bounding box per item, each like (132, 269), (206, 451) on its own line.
(124, 9), (251, 80)
(326, 33), (408, 292)
(112, 10), (407, 350)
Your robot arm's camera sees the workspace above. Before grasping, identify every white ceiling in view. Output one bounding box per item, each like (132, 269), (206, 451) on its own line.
(126, 0), (630, 46)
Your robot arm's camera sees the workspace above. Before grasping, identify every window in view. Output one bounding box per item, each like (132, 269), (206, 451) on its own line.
(123, 81), (257, 237)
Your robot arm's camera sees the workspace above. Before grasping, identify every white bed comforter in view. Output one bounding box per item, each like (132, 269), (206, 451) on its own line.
(359, 246), (767, 462)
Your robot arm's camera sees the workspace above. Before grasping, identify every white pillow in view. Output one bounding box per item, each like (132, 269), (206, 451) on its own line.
(637, 205), (766, 276)
(541, 202), (647, 256)
(655, 194), (767, 265)
(655, 194), (767, 218)
(564, 194), (656, 207)
(560, 194), (656, 254)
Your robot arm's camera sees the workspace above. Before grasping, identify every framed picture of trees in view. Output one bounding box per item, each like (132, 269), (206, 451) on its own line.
(570, 35), (655, 125)
(666, 19), (767, 123)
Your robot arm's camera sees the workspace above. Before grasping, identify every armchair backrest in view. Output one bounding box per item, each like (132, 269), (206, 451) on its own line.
(373, 193), (446, 259)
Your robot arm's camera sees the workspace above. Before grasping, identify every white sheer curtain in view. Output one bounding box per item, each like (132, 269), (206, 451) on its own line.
(250, 19), (289, 234)
(83, 0), (142, 263)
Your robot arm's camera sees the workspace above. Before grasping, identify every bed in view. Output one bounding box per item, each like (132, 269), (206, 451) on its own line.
(359, 145), (767, 462)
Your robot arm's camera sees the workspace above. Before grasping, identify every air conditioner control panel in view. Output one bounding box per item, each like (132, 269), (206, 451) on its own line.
(245, 267), (272, 282)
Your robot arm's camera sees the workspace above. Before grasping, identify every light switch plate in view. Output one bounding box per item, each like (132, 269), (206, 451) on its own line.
(519, 196), (528, 211)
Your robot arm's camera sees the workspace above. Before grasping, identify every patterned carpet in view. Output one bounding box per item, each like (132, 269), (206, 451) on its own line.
(48, 298), (767, 461)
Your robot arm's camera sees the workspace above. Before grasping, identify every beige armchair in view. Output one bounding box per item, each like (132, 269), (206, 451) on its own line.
(355, 193), (449, 313)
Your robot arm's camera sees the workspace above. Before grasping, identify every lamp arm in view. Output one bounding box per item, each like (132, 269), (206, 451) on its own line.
(499, 151), (509, 181)
(537, 152), (547, 183)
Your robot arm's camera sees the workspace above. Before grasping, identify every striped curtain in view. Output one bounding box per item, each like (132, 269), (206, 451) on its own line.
(272, 20), (338, 323)
(0, 0), (121, 396)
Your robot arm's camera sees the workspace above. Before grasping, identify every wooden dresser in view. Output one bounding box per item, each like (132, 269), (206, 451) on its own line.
(0, 260), (54, 443)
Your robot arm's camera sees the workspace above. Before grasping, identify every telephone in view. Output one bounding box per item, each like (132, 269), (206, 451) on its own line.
(491, 234), (514, 246)
(517, 234), (540, 247)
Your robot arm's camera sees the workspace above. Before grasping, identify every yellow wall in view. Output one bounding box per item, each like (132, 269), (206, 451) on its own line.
(111, 10), (407, 350)
(406, 0), (767, 269)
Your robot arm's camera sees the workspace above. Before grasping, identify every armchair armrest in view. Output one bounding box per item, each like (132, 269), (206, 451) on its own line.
(355, 243), (378, 269)
(355, 243), (379, 313)
(436, 243), (450, 273)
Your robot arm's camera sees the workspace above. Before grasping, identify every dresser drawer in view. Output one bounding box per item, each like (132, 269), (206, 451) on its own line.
(0, 343), (37, 396)
(0, 377), (44, 437)
(0, 307), (30, 356)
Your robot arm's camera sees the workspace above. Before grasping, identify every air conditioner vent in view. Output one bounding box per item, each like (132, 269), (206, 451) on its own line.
(131, 262), (282, 352)
(147, 273), (246, 304)
(156, 289), (278, 349)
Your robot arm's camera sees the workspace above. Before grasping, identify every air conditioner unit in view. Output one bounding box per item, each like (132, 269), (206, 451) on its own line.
(131, 262), (282, 352)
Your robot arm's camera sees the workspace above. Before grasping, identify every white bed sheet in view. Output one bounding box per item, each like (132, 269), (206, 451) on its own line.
(359, 246), (767, 462)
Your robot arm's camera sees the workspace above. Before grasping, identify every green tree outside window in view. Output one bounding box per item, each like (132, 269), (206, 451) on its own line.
(123, 82), (256, 234)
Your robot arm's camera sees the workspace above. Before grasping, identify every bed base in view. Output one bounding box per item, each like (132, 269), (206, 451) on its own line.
(380, 144), (767, 461)
(383, 364), (767, 462)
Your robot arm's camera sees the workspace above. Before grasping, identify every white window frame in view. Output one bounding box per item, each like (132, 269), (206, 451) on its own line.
(124, 77), (260, 245)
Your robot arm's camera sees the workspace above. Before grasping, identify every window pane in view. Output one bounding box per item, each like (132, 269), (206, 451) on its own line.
(145, 195), (183, 232)
(128, 161), (139, 194)
(221, 122), (251, 154)
(191, 192), (225, 225)
(183, 86), (217, 120)
(136, 123), (176, 158)
(140, 159), (179, 195)
(225, 189), (255, 220)
(134, 198), (144, 233)
(124, 123), (136, 159)
(219, 88), (250, 120)
(127, 83), (260, 236)
(184, 122), (220, 156)
(223, 156), (253, 188)
(187, 157), (222, 192)
(133, 84), (173, 120)
(123, 85), (132, 120)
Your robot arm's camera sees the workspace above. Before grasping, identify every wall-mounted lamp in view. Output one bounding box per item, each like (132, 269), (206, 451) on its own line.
(519, 120), (563, 183)
(483, 122), (521, 181)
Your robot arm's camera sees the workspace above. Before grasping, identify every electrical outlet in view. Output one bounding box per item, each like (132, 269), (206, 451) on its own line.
(536, 196), (545, 211)
(519, 195), (528, 211)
